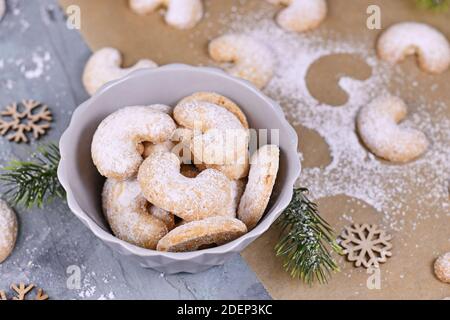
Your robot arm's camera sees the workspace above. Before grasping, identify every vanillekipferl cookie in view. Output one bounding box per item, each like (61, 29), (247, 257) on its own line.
(102, 179), (168, 249)
(174, 99), (249, 180)
(266, 0), (327, 33)
(238, 145), (280, 230)
(129, 0), (203, 30)
(178, 92), (249, 129)
(91, 106), (176, 180)
(156, 216), (247, 252)
(434, 252), (450, 284)
(377, 22), (450, 74)
(208, 34), (275, 89)
(357, 95), (428, 163)
(137, 151), (232, 221)
(82, 47), (157, 96)
(226, 179), (246, 218)
(0, 199), (18, 263)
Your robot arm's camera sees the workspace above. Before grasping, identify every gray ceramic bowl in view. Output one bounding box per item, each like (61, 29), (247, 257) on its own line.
(58, 64), (301, 274)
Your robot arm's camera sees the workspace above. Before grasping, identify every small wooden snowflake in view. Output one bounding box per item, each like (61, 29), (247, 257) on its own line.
(339, 223), (393, 268)
(0, 99), (52, 143)
(0, 283), (48, 300)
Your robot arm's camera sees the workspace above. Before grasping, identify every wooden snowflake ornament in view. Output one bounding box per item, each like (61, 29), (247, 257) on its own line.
(0, 283), (48, 300)
(11, 283), (34, 300)
(0, 100), (52, 143)
(339, 223), (392, 268)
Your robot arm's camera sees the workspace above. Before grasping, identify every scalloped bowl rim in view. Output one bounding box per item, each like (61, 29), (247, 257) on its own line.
(58, 64), (301, 262)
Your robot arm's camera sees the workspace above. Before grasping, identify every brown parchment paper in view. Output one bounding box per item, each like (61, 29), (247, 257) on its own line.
(59, 0), (450, 299)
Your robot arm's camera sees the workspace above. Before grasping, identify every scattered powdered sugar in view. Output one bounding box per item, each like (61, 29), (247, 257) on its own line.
(0, 48), (52, 90)
(21, 51), (51, 79)
(97, 291), (116, 300)
(78, 267), (97, 299)
(219, 12), (450, 231)
(71, 266), (119, 300)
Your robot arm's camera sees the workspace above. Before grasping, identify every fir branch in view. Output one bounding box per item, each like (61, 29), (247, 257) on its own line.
(275, 188), (342, 285)
(0, 143), (65, 208)
(416, 0), (449, 11)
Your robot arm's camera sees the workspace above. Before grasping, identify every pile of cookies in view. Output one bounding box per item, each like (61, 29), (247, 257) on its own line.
(91, 92), (280, 252)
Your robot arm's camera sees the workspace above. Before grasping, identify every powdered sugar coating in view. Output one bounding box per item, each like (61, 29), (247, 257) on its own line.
(178, 92), (249, 128)
(194, 155), (249, 181)
(146, 103), (173, 114)
(102, 179), (168, 249)
(129, 0), (203, 29)
(377, 22), (450, 74)
(226, 179), (245, 217)
(142, 140), (175, 159)
(238, 145), (280, 230)
(82, 47), (157, 96)
(137, 151), (232, 221)
(0, 199), (18, 263)
(174, 100), (249, 179)
(139, 104), (173, 157)
(172, 127), (249, 180)
(168, 160), (240, 215)
(357, 96), (429, 163)
(267, 0), (327, 33)
(92, 106), (176, 180)
(156, 216), (247, 252)
(209, 34), (275, 89)
(434, 252), (450, 284)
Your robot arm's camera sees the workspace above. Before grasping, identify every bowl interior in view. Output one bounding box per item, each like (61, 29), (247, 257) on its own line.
(63, 66), (298, 244)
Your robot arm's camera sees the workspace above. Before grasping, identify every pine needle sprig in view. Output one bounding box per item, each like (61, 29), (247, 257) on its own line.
(416, 0), (450, 11)
(275, 188), (342, 285)
(0, 143), (65, 208)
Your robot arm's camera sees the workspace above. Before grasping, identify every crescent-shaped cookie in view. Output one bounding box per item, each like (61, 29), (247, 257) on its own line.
(102, 179), (168, 249)
(357, 96), (429, 162)
(0, 199), (18, 263)
(377, 22), (450, 74)
(434, 252), (450, 284)
(208, 34), (275, 89)
(174, 100), (249, 179)
(92, 106), (176, 180)
(156, 216), (247, 252)
(137, 151), (232, 221)
(266, 0), (327, 33)
(83, 47), (157, 95)
(238, 145), (280, 230)
(178, 92), (249, 129)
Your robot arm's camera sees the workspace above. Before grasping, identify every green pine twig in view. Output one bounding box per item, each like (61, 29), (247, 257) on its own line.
(416, 0), (450, 11)
(275, 188), (342, 285)
(0, 143), (65, 208)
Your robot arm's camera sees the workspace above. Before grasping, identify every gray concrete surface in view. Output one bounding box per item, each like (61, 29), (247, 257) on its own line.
(0, 0), (270, 300)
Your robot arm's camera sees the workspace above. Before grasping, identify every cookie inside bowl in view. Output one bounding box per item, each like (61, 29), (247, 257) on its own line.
(59, 65), (299, 265)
